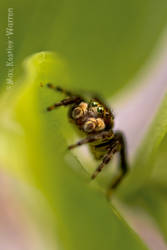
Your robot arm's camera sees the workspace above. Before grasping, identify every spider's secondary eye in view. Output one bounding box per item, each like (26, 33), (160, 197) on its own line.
(97, 106), (104, 113)
(91, 101), (98, 107)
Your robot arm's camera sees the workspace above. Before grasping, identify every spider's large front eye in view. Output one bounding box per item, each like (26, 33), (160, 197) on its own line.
(97, 106), (104, 113)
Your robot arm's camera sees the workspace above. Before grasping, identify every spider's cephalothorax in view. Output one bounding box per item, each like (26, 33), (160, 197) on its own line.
(70, 99), (114, 133)
(46, 83), (128, 196)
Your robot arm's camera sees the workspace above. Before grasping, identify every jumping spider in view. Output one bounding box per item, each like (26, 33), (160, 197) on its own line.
(46, 83), (128, 196)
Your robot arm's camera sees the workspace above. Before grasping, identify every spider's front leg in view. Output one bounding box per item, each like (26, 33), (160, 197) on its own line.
(45, 83), (82, 111)
(68, 131), (115, 180)
(46, 96), (81, 111)
(91, 141), (120, 179)
(107, 131), (128, 197)
(46, 83), (74, 96)
(68, 131), (113, 149)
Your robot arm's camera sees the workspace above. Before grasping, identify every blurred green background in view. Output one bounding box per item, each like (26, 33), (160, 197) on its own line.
(1, 0), (167, 250)
(1, 0), (167, 95)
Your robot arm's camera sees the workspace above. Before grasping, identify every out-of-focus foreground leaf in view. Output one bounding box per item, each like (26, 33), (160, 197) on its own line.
(117, 92), (167, 242)
(0, 52), (148, 250)
(118, 92), (167, 196)
(129, 134), (167, 242)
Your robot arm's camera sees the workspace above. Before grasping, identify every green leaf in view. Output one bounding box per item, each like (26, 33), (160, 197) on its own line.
(117, 92), (167, 198)
(115, 86), (167, 242)
(121, 134), (167, 242)
(0, 52), (148, 250)
(127, 182), (167, 243)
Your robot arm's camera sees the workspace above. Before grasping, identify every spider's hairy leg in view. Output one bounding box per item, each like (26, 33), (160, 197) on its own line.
(68, 131), (113, 150)
(107, 131), (128, 197)
(46, 96), (81, 111)
(46, 83), (75, 96)
(91, 142), (120, 180)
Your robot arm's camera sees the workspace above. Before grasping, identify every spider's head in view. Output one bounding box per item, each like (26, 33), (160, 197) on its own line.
(72, 99), (114, 133)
